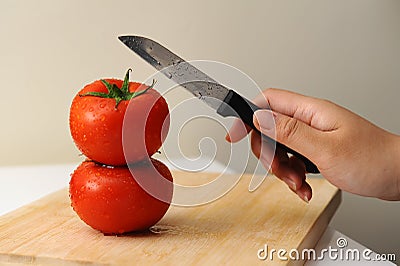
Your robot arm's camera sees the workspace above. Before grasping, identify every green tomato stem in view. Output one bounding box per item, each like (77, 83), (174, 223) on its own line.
(80, 69), (156, 108)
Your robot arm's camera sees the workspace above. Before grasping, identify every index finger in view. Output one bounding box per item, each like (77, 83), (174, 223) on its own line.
(225, 118), (252, 143)
(225, 89), (269, 143)
(225, 90), (270, 143)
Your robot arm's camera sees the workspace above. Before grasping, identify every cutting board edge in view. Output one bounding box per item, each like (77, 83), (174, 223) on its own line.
(0, 253), (101, 266)
(288, 189), (342, 266)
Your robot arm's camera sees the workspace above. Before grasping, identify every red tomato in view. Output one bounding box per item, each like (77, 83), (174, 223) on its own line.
(69, 70), (170, 165)
(69, 158), (173, 234)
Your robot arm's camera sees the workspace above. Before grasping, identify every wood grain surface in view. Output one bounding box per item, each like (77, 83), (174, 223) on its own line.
(0, 171), (340, 265)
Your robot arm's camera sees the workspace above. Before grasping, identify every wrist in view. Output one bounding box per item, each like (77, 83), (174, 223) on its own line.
(388, 134), (400, 200)
(395, 135), (400, 200)
(378, 133), (400, 201)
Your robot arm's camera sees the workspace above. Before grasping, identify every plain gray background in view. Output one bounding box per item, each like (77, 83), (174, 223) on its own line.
(0, 0), (399, 262)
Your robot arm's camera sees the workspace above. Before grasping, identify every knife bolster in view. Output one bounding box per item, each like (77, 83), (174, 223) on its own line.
(216, 90), (260, 131)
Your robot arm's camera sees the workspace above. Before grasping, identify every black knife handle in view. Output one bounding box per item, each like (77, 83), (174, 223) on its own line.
(217, 90), (319, 174)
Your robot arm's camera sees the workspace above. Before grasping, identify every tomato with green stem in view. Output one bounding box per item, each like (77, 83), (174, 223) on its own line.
(69, 69), (170, 165)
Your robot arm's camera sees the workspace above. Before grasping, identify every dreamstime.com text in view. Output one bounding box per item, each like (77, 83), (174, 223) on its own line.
(257, 237), (396, 262)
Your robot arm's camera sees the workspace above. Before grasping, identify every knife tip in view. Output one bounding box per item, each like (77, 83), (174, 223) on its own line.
(118, 35), (149, 47)
(118, 35), (130, 43)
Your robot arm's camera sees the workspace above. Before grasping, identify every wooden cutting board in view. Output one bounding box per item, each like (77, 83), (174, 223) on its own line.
(0, 171), (340, 265)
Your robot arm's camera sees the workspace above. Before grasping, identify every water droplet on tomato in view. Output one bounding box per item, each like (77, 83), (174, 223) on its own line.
(89, 107), (94, 112)
(99, 103), (105, 108)
(100, 115), (106, 121)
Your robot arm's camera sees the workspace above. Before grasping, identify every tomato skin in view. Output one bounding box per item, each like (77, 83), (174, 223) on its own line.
(69, 159), (173, 234)
(69, 79), (170, 165)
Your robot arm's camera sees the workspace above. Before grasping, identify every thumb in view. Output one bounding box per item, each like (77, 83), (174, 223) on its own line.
(253, 109), (322, 161)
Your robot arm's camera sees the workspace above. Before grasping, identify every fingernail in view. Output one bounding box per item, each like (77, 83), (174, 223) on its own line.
(254, 110), (275, 131)
(282, 177), (296, 191)
(302, 194), (310, 204)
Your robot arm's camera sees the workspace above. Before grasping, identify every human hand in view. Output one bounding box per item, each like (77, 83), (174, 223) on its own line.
(226, 88), (400, 202)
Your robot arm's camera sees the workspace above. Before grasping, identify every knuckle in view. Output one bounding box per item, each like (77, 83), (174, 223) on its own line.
(277, 117), (301, 142)
(319, 98), (332, 105)
(318, 98), (335, 107)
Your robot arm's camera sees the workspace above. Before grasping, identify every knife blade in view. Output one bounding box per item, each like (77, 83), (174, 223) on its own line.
(118, 35), (319, 174)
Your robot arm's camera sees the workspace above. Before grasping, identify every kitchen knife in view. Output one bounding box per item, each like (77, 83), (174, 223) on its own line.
(118, 35), (319, 174)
